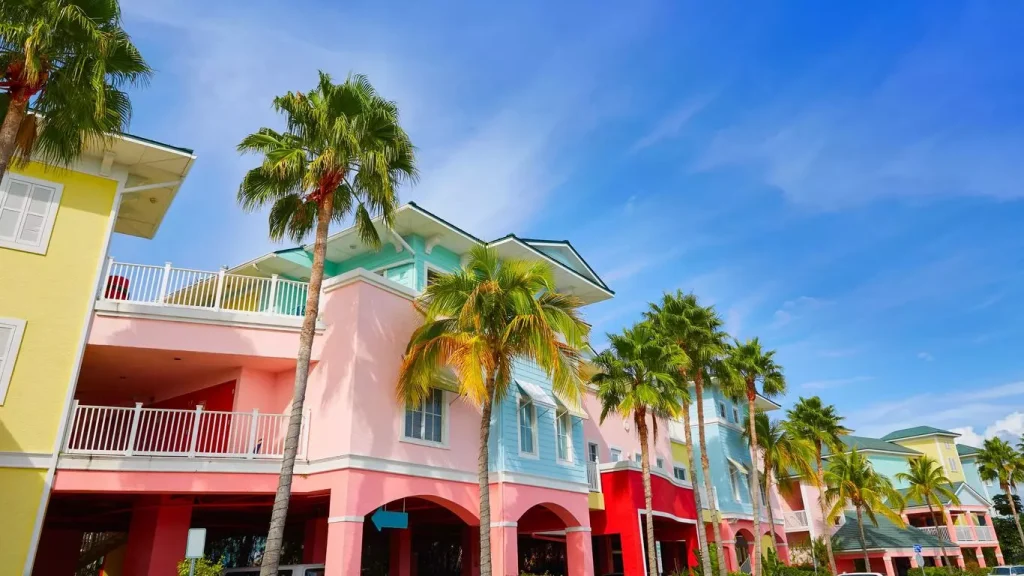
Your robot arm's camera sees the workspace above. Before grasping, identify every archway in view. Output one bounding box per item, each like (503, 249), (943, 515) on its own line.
(514, 502), (591, 576)
(735, 529), (754, 570)
(359, 496), (478, 576)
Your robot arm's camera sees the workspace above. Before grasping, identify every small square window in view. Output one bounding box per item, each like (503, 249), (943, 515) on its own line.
(0, 175), (63, 255)
(634, 453), (643, 464)
(732, 406), (740, 423)
(718, 402), (727, 418)
(656, 457), (664, 469)
(610, 448), (622, 462)
(426, 267), (444, 287)
(673, 466), (687, 481)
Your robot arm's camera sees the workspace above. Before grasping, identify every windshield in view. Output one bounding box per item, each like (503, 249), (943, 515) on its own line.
(993, 568), (1011, 575)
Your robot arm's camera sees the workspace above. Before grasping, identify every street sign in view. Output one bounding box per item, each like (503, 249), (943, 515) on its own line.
(186, 528), (207, 558)
(913, 544), (923, 554)
(371, 508), (409, 531)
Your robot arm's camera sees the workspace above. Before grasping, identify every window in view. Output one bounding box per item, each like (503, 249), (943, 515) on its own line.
(556, 410), (572, 462)
(673, 466), (688, 481)
(426, 266), (444, 287)
(635, 453), (643, 464)
(403, 389), (445, 444)
(948, 457), (958, 472)
(729, 464), (742, 501)
(718, 402), (727, 418)
(732, 406), (740, 423)
(0, 175), (62, 254)
(656, 457), (665, 469)
(610, 448), (622, 462)
(518, 398), (537, 455)
(0, 318), (26, 404)
(588, 442), (599, 463)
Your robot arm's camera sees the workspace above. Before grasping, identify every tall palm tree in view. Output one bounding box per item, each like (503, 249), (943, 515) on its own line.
(787, 396), (850, 575)
(824, 449), (907, 570)
(398, 246), (589, 576)
(977, 437), (1024, 549)
(591, 322), (689, 576)
(238, 71), (416, 576)
(895, 456), (960, 571)
(724, 338), (785, 576)
(647, 291), (730, 576)
(743, 412), (814, 559)
(0, 0), (151, 179)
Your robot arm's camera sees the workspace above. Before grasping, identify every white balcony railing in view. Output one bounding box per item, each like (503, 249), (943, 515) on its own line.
(63, 402), (307, 459)
(587, 461), (602, 492)
(101, 259), (310, 318)
(974, 526), (995, 541)
(784, 510), (810, 530)
(919, 526), (953, 542)
(955, 526), (975, 541)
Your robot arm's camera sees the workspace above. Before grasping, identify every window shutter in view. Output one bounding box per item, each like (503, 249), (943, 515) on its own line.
(0, 176), (61, 252)
(0, 318), (27, 404)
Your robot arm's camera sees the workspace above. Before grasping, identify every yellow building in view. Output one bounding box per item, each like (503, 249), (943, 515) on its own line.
(882, 425), (967, 483)
(0, 135), (194, 575)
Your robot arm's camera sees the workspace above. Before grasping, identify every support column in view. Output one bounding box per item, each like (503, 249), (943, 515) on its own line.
(490, 525), (519, 576)
(722, 543), (738, 572)
(31, 529), (83, 576)
(620, 520), (646, 576)
(303, 517), (328, 564)
(325, 518), (364, 576)
(461, 526), (480, 576)
(123, 496), (193, 576)
(389, 528), (412, 576)
(882, 555), (895, 576)
(976, 547), (986, 568)
(567, 528), (595, 576)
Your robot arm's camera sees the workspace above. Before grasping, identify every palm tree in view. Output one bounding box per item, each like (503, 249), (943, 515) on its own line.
(743, 412), (814, 559)
(0, 0), (151, 179)
(238, 71), (416, 576)
(895, 456), (960, 571)
(647, 291), (730, 576)
(398, 246), (589, 576)
(724, 338), (785, 576)
(824, 449), (907, 570)
(591, 322), (689, 576)
(977, 437), (1024, 549)
(787, 396), (850, 575)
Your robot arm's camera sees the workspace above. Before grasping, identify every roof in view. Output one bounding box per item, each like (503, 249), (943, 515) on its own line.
(832, 512), (947, 552)
(881, 426), (959, 441)
(956, 444), (982, 457)
(824, 435), (923, 457)
(898, 481), (991, 508)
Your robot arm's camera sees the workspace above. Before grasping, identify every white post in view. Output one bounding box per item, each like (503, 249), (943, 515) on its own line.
(101, 257), (115, 300)
(246, 409), (259, 458)
(268, 274), (279, 315)
(125, 402), (143, 456)
(158, 262), (172, 305)
(300, 408), (312, 459)
(213, 269), (226, 310)
(188, 405), (203, 457)
(596, 459), (602, 492)
(63, 400), (80, 451)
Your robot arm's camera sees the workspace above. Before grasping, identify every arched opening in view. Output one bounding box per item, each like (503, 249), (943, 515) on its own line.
(360, 496), (477, 576)
(517, 503), (575, 576)
(735, 529), (754, 570)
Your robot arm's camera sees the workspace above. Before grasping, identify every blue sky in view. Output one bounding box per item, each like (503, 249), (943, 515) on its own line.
(111, 0), (1024, 444)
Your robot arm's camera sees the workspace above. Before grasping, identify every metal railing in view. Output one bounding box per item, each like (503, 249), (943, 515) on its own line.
(955, 526), (975, 541)
(63, 402), (307, 459)
(586, 461), (602, 492)
(784, 510), (809, 530)
(919, 526), (953, 542)
(101, 259), (310, 318)
(974, 526), (995, 541)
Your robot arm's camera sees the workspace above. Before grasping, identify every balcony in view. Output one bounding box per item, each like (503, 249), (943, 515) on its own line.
(919, 526), (953, 542)
(587, 461), (602, 492)
(784, 510), (810, 531)
(974, 526), (996, 541)
(97, 259), (311, 325)
(62, 402), (307, 461)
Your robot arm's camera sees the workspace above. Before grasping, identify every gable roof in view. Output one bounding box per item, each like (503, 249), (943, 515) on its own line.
(898, 481), (991, 508)
(824, 435), (923, 457)
(956, 444), (982, 458)
(832, 512), (947, 552)
(882, 426), (959, 441)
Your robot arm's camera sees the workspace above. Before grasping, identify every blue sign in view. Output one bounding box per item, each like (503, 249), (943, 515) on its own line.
(913, 544), (923, 554)
(371, 508), (409, 531)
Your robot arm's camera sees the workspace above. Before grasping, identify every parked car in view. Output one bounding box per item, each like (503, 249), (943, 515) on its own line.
(222, 565), (325, 576)
(991, 567), (1024, 576)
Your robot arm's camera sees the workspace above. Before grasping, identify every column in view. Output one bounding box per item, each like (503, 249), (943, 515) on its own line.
(123, 496), (193, 576)
(389, 528), (412, 576)
(325, 518), (364, 575)
(722, 543), (738, 572)
(461, 526), (480, 576)
(303, 517), (328, 564)
(620, 521), (646, 576)
(31, 529), (83, 576)
(490, 524), (519, 576)
(976, 547), (986, 568)
(964, 511), (979, 541)
(882, 555), (895, 576)
(566, 528), (595, 576)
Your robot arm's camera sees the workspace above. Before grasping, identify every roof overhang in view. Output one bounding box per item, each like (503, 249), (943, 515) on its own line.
(516, 380), (557, 409)
(488, 236), (614, 304)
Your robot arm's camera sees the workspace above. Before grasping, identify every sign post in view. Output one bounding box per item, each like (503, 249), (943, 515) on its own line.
(185, 528), (207, 576)
(913, 544), (924, 576)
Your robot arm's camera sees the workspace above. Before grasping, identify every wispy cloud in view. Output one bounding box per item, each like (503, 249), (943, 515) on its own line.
(917, 351), (934, 361)
(771, 296), (828, 328)
(630, 94), (714, 153)
(801, 375), (874, 391)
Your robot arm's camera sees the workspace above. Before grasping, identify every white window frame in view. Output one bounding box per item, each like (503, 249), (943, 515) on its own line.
(0, 317), (26, 405)
(730, 463), (742, 501)
(948, 457), (958, 472)
(400, 388), (448, 448)
(656, 456), (665, 469)
(588, 442), (600, 463)
(372, 258), (416, 282)
(732, 406), (740, 423)
(555, 409), (573, 464)
(673, 466), (687, 481)
(518, 398), (539, 458)
(610, 447), (622, 462)
(634, 452), (643, 465)
(718, 401), (727, 419)
(423, 262), (448, 291)
(0, 174), (64, 255)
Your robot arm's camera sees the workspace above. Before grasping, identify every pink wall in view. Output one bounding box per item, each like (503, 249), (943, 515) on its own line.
(581, 389), (675, 470)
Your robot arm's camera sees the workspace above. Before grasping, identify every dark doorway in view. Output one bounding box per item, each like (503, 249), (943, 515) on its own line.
(893, 556), (912, 576)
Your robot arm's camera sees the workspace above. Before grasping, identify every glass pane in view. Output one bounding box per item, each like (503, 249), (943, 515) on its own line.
(412, 410), (423, 439)
(404, 408), (415, 437)
(0, 209), (19, 239)
(0, 325), (12, 353)
(18, 213), (43, 244)
(306, 570), (326, 576)
(3, 181), (29, 209)
(431, 414), (442, 442)
(27, 185), (54, 215)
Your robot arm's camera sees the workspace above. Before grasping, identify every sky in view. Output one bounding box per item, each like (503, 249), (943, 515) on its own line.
(110, 0), (1024, 446)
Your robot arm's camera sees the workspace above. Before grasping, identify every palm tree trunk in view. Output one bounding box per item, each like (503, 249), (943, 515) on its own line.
(746, 388), (763, 576)
(855, 506), (870, 570)
(259, 192), (333, 576)
(0, 95), (28, 180)
(764, 474), (778, 557)
(478, 377), (497, 576)
(927, 502), (950, 571)
(695, 372), (728, 576)
(1004, 482), (1024, 549)
(816, 448), (838, 575)
(684, 405), (714, 576)
(638, 413), (659, 576)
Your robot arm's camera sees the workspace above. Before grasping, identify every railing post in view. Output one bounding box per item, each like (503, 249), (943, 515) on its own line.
(300, 408), (311, 460)
(100, 257), (115, 301)
(213, 268), (226, 310)
(246, 409), (259, 459)
(188, 405), (203, 457)
(268, 274), (279, 315)
(63, 400), (80, 451)
(125, 402), (143, 456)
(158, 262), (172, 305)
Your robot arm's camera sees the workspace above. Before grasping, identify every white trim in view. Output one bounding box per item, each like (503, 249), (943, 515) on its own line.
(597, 460), (694, 489)
(399, 388), (449, 449)
(57, 455), (286, 473)
(491, 521), (517, 528)
(0, 452), (50, 468)
(609, 446), (623, 462)
(727, 457), (749, 474)
(0, 173), (64, 255)
(390, 229), (414, 255)
(695, 415), (746, 434)
(122, 180), (181, 193)
(328, 516), (364, 524)
(493, 471), (590, 494)
(117, 134), (196, 158)
(370, 257), (415, 275)
(24, 169), (126, 576)
(322, 267), (418, 300)
(0, 317), (27, 404)
(93, 301), (324, 332)
(565, 526), (592, 533)
(486, 237), (614, 297)
(423, 262), (448, 291)
(555, 409), (573, 464)
(517, 397), (539, 458)
(301, 454), (478, 482)
(885, 432), (959, 443)
(424, 235), (442, 254)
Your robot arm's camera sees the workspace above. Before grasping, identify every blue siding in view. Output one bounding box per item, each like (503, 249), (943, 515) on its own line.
(688, 385), (757, 516)
(328, 233), (466, 292)
(962, 457), (990, 498)
(866, 454), (913, 488)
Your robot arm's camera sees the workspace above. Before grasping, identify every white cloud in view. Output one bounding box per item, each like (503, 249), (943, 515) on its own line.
(917, 351), (935, 361)
(801, 376), (874, 391)
(630, 95), (714, 152)
(951, 411), (1024, 448)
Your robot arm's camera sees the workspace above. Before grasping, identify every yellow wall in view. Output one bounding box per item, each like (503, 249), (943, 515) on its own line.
(0, 161), (116, 571)
(891, 436), (967, 483)
(672, 440), (690, 468)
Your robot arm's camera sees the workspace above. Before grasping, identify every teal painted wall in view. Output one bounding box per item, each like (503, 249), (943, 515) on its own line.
(865, 454), (913, 488)
(961, 457), (991, 499)
(689, 386), (757, 516)
(328, 233), (465, 291)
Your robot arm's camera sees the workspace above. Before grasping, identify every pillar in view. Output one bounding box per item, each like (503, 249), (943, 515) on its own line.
(490, 525), (518, 576)
(123, 496), (193, 576)
(389, 528), (412, 576)
(620, 520), (646, 576)
(775, 540), (791, 564)
(325, 518), (363, 575)
(31, 529), (83, 576)
(882, 555), (895, 576)
(722, 543), (738, 572)
(567, 528), (595, 576)
(461, 526), (480, 576)
(303, 517), (328, 564)
(975, 547), (986, 568)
